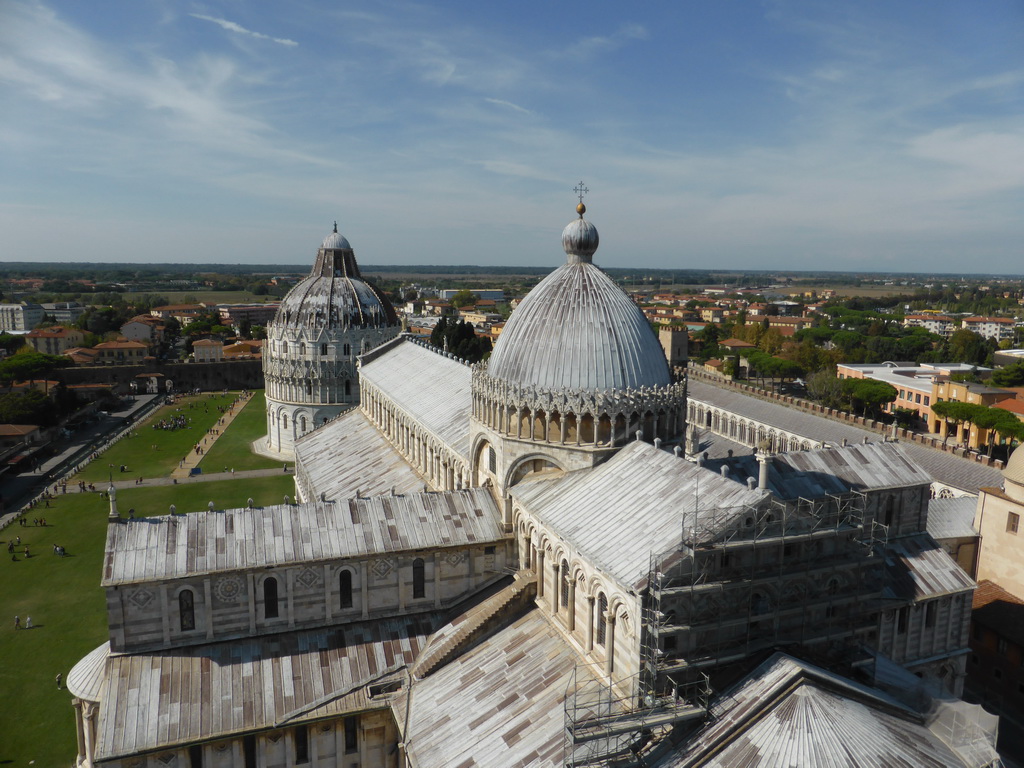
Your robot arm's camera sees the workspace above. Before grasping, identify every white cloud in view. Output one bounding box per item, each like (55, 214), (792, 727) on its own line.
(189, 14), (298, 47)
(565, 23), (649, 60)
(484, 97), (532, 115)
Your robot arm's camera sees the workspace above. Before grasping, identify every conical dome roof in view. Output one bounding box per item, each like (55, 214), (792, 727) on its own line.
(487, 203), (671, 391)
(273, 223), (398, 331)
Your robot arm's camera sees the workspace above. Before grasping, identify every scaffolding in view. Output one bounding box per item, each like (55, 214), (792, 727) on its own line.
(563, 490), (890, 767)
(564, 664), (710, 768)
(646, 491), (887, 684)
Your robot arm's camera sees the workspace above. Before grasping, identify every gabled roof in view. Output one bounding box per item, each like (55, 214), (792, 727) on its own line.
(92, 615), (439, 760)
(510, 441), (767, 589)
(883, 533), (975, 601)
(661, 653), (990, 768)
(294, 408), (428, 501)
(973, 579), (1024, 646)
(398, 609), (601, 768)
(359, 337), (472, 459)
(102, 488), (504, 586)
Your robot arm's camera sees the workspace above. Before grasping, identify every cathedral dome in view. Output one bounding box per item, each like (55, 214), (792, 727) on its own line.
(273, 223), (398, 331)
(1004, 444), (1024, 492)
(486, 204), (671, 391)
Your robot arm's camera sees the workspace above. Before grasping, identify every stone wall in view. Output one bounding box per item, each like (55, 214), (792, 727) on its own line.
(108, 538), (511, 653)
(57, 359), (263, 393)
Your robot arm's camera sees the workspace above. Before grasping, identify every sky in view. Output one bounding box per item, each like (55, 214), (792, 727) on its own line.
(1, 1), (1023, 273)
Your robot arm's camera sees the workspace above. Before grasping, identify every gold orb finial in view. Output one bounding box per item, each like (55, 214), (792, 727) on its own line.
(576, 202), (586, 216)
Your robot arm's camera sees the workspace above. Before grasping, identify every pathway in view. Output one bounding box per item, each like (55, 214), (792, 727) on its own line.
(170, 392), (254, 479)
(111, 465), (292, 490)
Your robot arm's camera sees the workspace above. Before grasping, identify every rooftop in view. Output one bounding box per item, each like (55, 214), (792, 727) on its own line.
(102, 488), (503, 586)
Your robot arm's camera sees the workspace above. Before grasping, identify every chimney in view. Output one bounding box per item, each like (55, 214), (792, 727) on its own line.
(654, 437), (662, 449)
(673, 445), (681, 457)
(720, 465), (729, 478)
(747, 477), (757, 490)
(635, 430), (643, 442)
(841, 438), (848, 447)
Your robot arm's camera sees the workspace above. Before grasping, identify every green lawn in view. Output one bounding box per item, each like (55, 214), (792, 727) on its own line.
(73, 392), (240, 482)
(158, 290), (279, 304)
(0, 473), (296, 766)
(199, 391), (280, 472)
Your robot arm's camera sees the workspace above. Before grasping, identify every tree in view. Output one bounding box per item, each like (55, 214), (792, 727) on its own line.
(842, 378), (898, 418)
(0, 351), (71, 384)
(948, 329), (989, 366)
(992, 362), (1024, 388)
(449, 290), (479, 308)
(806, 370), (844, 409)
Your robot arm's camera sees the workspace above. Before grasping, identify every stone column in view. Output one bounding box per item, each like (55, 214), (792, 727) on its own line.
(82, 701), (98, 767)
(568, 578), (577, 632)
(586, 596), (595, 651)
(537, 549), (546, 599)
(72, 698), (86, 767)
(606, 614), (617, 676)
(551, 561), (559, 613)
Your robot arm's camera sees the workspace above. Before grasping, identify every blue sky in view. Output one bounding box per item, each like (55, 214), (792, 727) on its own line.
(2, 1), (1023, 272)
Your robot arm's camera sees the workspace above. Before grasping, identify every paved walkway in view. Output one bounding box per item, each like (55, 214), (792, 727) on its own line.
(171, 392), (254, 479)
(112, 465), (292, 490)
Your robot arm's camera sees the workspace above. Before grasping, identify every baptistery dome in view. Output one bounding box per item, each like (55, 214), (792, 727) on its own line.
(274, 223), (397, 331)
(487, 204), (671, 391)
(262, 223), (401, 457)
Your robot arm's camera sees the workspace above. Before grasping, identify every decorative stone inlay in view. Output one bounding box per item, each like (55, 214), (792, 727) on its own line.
(128, 588), (154, 610)
(295, 568), (320, 589)
(213, 576), (244, 603)
(445, 552), (465, 567)
(371, 558), (395, 579)
(156, 753), (177, 765)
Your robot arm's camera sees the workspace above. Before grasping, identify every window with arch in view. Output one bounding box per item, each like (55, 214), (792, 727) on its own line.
(305, 381), (312, 396)
(299, 343), (306, 355)
(264, 577), (280, 619)
(412, 558), (426, 599)
(560, 561), (570, 612)
(320, 343), (328, 356)
(339, 570), (353, 609)
(345, 380), (351, 397)
(343, 343), (351, 356)
(283, 414), (288, 429)
(300, 415), (307, 432)
(597, 592), (608, 646)
(179, 589), (195, 631)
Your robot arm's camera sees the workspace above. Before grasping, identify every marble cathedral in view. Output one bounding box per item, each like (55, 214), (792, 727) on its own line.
(69, 199), (998, 768)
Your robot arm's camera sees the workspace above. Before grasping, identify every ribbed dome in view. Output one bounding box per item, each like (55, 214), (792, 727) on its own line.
(273, 225), (398, 331)
(322, 229), (351, 250)
(1004, 444), (1024, 492)
(487, 208), (671, 391)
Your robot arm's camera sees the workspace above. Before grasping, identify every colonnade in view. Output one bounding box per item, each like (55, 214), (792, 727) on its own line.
(362, 381), (469, 491)
(687, 400), (818, 454)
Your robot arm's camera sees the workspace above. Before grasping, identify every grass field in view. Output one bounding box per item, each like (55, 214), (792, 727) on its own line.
(72, 392), (241, 483)
(199, 391), (280, 473)
(0, 473), (297, 767)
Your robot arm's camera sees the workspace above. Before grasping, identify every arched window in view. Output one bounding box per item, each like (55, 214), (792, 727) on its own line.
(305, 381), (312, 396)
(339, 570), (353, 609)
(345, 380), (351, 397)
(299, 343), (306, 355)
(560, 561), (570, 612)
(283, 414), (288, 429)
(597, 592), (608, 646)
(179, 589), (195, 631)
(264, 577), (279, 619)
(343, 343), (351, 356)
(412, 558), (425, 599)
(300, 416), (307, 432)
(320, 343), (328, 356)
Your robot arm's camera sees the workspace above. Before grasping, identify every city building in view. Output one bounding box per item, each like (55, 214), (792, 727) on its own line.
(40, 301), (87, 324)
(119, 315), (166, 347)
(0, 302), (44, 332)
(261, 223), (400, 457)
(25, 326), (86, 355)
(91, 340), (148, 365)
(904, 314), (958, 338)
(191, 338), (224, 363)
(963, 316), (1016, 343)
(217, 303), (281, 330)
